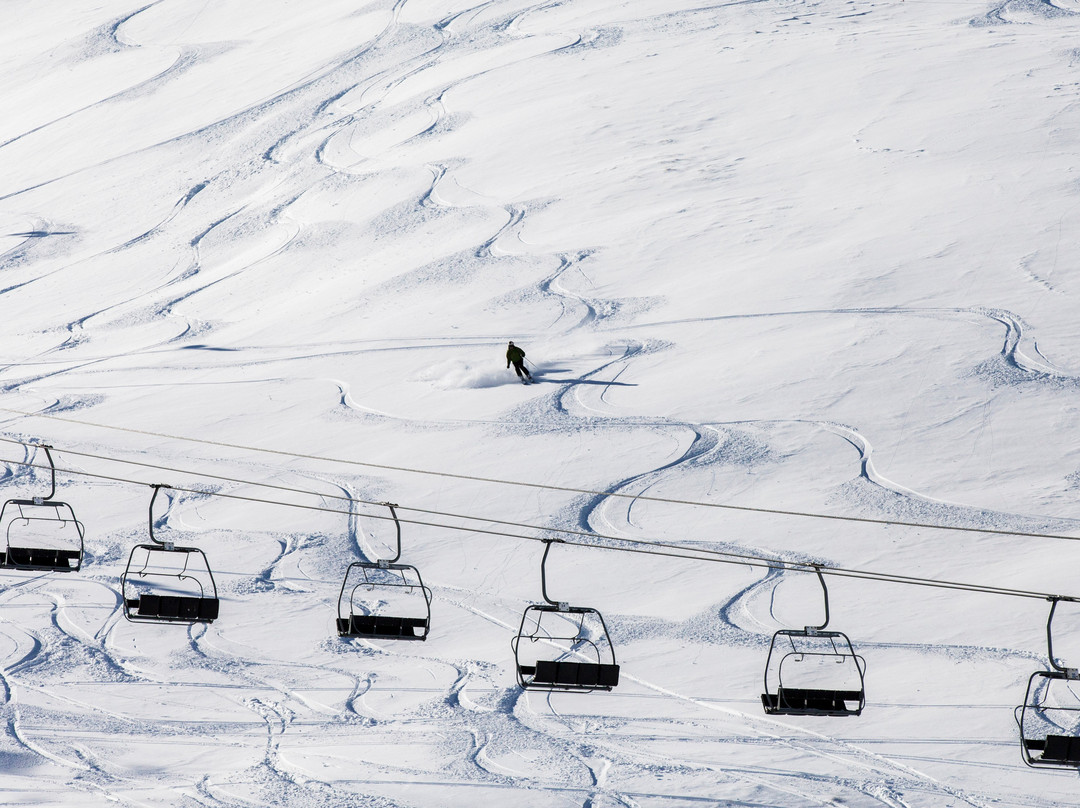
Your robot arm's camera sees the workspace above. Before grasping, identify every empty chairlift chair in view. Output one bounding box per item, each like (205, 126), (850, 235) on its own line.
(337, 503), (431, 641)
(121, 485), (219, 624)
(761, 566), (866, 717)
(0, 445), (84, 572)
(512, 539), (620, 692)
(1016, 597), (1080, 769)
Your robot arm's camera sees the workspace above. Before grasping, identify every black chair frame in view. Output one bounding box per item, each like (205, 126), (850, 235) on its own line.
(0, 445), (84, 572)
(512, 540), (620, 693)
(336, 503), (432, 641)
(120, 485), (219, 625)
(1016, 598), (1080, 768)
(761, 566), (866, 717)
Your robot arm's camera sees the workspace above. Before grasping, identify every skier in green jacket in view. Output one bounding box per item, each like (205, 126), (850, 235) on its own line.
(506, 341), (532, 382)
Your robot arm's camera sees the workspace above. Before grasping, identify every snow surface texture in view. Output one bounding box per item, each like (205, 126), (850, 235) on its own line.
(2, 0), (1080, 805)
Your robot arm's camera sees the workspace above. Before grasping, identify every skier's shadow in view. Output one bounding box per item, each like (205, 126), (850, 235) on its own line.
(532, 367), (638, 386)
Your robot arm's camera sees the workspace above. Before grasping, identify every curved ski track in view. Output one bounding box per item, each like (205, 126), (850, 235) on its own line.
(3, 1), (1080, 806)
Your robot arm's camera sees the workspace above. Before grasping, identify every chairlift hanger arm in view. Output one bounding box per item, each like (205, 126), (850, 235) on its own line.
(39, 444), (57, 501)
(1045, 597), (1080, 676)
(540, 539), (568, 608)
(808, 565), (830, 632)
(380, 502), (402, 565)
(148, 484), (170, 547)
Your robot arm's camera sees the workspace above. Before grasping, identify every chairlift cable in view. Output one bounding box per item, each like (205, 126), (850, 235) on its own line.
(2, 407), (1078, 545)
(0, 449), (1073, 603)
(0, 436), (777, 553)
(4, 437), (1080, 600)
(0, 436), (903, 567)
(0, 435), (383, 509)
(0, 446), (1034, 581)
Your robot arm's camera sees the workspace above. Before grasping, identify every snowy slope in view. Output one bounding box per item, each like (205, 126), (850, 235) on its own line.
(3, 0), (1080, 805)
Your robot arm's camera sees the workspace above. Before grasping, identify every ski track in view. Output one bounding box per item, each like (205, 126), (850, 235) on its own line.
(567, 459), (978, 803)
(621, 305), (1080, 382)
(1, 300), (1069, 805)
(0, 45), (202, 153)
(0, 590), (151, 807)
(2, 301), (1067, 804)
(0, 0), (588, 379)
(501, 309), (1067, 804)
(3, 1), (1080, 805)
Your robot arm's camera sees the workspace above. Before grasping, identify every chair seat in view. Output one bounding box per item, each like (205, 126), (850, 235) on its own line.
(129, 594), (219, 622)
(525, 660), (620, 689)
(4, 547), (80, 570)
(338, 614), (428, 639)
(762, 687), (863, 716)
(1039, 734), (1080, 764)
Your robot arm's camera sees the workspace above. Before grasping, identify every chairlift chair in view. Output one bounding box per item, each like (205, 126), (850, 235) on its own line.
(0, 445), (84, 572)
(761, 566), (866, 717)
(337, 503), (431, 640)
(121, 485), (219, 624)
(1016, 597), (1080, 768)
(512, 540), (620, 692)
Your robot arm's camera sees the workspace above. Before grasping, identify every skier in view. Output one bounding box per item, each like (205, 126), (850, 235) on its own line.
(506, 341), (532, 383)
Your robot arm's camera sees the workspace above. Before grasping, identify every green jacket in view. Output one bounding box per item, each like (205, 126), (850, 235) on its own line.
(506, 345), (526, 366)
